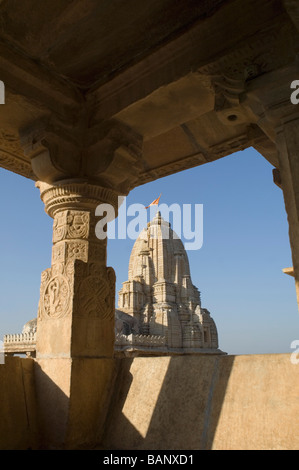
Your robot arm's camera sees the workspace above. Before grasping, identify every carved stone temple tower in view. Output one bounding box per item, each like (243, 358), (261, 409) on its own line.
(116, 212), (224, 355)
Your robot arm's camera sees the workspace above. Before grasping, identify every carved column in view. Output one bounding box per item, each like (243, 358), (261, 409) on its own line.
(19, 115), (144, 448)
(36, 180), (118, 358)
(34, 180), (120, 449)
(276, 118), (299, 307)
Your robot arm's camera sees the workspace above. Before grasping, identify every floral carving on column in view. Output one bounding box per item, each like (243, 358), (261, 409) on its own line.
(36, 181), (119, 325)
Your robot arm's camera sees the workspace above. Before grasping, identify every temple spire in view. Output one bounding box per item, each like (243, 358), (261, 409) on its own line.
(117, 214), (222, 354)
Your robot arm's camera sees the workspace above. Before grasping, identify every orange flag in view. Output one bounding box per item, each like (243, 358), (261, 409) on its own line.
(145, 194), (161, 209)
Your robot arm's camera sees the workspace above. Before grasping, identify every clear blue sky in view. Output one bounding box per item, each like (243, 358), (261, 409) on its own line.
(0, 147), (298, 355)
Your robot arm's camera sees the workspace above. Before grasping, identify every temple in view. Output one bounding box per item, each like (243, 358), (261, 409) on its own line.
(115, 212), (221, 355)
(4, 212), (222, 357)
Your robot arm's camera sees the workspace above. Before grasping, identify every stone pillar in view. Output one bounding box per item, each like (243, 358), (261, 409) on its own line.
(34, 180), (119, 449)
(276, 118), (299, 307)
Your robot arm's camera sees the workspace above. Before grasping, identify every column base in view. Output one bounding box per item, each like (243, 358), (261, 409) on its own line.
(34, 357), (117, 449)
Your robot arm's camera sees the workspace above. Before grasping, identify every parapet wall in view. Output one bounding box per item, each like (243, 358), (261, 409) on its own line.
(103, 353), (299, 450)
(0, 353), (298, 449)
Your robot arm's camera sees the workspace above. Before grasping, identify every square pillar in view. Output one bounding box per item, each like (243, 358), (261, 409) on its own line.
(34, 181), (120, 449)
(276, 117), (299, 307)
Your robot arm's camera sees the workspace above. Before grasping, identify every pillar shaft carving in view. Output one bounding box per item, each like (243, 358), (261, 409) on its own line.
(36, 180), (118, 358)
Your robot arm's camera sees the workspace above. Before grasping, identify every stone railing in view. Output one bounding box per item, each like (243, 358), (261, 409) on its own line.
(115, 333), (166, 350)
(132, 334), (166, 347)
(3, 332), (36, 356)
(3, 330), (166, 356)
(115, 333), (131, 347)
(4, 332), (36, 343)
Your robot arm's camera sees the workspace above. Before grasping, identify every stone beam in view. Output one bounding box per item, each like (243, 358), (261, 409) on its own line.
(89, 0), (290, 123)
(283, 0), (299, 32)
(0, 41), (83, 121)
(0, 128), (36, 179)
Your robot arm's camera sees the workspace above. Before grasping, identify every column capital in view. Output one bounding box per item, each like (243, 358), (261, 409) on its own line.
(36, 179), (119, 218)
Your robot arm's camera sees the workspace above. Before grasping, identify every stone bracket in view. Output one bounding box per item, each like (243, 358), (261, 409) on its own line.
(20, 119), (143, 193)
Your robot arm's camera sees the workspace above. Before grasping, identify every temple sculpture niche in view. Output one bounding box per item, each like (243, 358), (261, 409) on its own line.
(115, 212), (223, 355)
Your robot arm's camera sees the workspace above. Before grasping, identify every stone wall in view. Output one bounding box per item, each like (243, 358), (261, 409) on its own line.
(0, 353), (298, 450)
(0, 357), (38, 449)
(103, 353), (299, 450)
